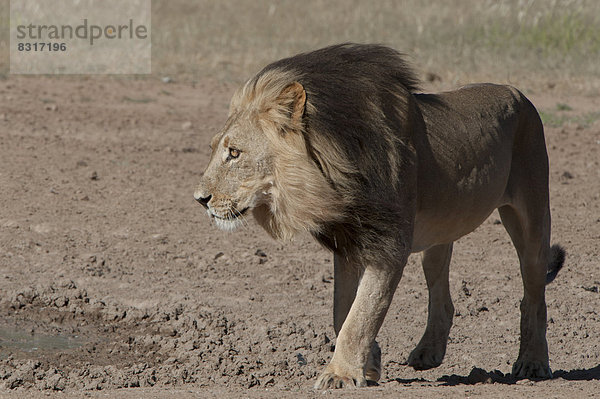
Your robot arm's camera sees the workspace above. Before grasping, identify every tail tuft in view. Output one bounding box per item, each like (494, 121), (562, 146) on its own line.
(546, 245), (566, 284)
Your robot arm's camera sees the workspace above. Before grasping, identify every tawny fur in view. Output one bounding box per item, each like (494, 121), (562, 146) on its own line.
(194, 43), (565, 390)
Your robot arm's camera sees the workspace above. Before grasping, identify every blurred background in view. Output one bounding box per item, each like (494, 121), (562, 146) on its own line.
(1, 0), (599, 92)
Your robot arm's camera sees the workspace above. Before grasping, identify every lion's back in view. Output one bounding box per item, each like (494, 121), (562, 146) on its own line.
(411, 84), (543, 250)
(413, 84), (535, 183)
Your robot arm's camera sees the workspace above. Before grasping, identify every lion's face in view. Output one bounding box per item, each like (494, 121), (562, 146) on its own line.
(194, 112), (274, 231)
(194, 76), (342, 239)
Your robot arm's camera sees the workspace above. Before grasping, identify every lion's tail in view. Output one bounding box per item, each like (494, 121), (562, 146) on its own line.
(546, 244), (566, 284)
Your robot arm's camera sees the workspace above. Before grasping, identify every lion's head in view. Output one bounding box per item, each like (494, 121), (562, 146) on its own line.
(193, 109), (272, 231)
(194, 70), (345, 239)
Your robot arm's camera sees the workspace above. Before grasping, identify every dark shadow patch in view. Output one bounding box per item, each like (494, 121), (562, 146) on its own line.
(438, 368), (517, 386)
(553, 365), (600, 381)
(388, 376), (428, 385)
(435, 365), (600, 386)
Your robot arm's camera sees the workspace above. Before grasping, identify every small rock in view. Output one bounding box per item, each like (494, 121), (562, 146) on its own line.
(214, 252), (225, 260)
(296, 353), (307, 366)
(151, 234), (168, 243)
(262, 377), (275, 387)
(255, 249), (268, 264)
(6, 375), (23, 389)
(516, 378), (534, 385)
(583, 285), (598, 293)
(161, 76), (173, 83)
(21, 360), (41, 372)
(3, 220), (19, 228)
(54, 296), (69, 307)
(561, 171), (574, 180)
(181, 121), (193, 130)
(112, 228), (129, 239)
(31, 223), (53, 234)
(45, 104), (58, 111)
(247, 375), (260, 388)
(255, 249), (267, 257)
(45, 373), (65, 391)
(90, 171), (99, 180)
(461, 280), (471, 297)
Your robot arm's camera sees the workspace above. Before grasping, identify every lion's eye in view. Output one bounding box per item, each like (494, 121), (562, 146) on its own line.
(228, 148), (241, 159)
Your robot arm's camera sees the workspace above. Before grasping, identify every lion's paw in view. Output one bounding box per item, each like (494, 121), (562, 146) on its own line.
(512, 359), (552, 380)
(407, 345), (444, 371)
(314, 367), (367, 390)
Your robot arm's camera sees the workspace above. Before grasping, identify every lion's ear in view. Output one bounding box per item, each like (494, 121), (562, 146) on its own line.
(276, 82), (306, 125)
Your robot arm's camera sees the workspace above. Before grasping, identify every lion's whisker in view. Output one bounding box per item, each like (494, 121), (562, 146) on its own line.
(232, 206), (249, 229)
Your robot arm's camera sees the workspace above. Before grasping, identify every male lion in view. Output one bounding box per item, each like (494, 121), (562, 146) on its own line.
(194, 43), (565, 389)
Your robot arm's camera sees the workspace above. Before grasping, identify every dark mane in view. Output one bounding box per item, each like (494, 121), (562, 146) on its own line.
(256, 43), (422, 260)
(260, 43), (420, 93)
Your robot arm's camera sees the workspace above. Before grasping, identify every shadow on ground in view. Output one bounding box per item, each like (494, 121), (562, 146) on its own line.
(553, 365), (600, 381)
(387, 364), (600, 386)
(431, 365), (600, 386)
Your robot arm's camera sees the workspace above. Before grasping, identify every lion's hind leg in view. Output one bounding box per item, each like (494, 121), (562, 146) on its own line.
(497, 95), (566, 379)
(498, 203), (557, 379)
(408, 243), (454, 370)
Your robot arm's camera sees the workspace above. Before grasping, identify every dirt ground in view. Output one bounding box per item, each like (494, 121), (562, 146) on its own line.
(0, 75), (599, 398)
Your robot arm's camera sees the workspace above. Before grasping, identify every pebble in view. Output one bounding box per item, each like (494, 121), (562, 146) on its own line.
(31, 223), (53, 234)
(2, 220), (18, 228)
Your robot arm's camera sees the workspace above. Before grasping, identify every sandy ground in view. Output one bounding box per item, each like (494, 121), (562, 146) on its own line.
(0, 75), (599, 398)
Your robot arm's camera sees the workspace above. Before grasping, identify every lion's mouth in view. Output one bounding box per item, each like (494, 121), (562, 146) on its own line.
(212, 207), (249, 221)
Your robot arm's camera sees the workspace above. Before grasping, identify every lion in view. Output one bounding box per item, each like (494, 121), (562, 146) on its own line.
(193, 43), (565, 389)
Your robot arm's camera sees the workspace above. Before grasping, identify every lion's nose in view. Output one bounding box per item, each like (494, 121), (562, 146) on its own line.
(195, 194), (212, 209)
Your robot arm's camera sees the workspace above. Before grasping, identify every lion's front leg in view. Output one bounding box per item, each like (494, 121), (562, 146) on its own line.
(408, 243), (454, 370)
(315, 258), (405, 389)
(332, 254), (382, 383)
